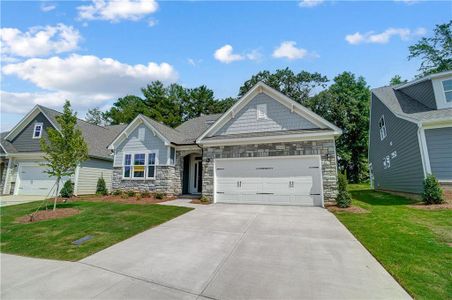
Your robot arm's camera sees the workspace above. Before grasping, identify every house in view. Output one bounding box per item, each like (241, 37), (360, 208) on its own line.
(108, 82), (342, 206)
(369, 70), (452, 199)
(0, 105), (126, 196)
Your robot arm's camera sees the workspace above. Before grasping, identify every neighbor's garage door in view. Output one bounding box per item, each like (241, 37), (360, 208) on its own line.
(17, 164), (57, 196)
(214, 156), (323, 206)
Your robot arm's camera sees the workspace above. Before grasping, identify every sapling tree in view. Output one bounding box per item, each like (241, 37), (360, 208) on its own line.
(40, 101), (88, 210)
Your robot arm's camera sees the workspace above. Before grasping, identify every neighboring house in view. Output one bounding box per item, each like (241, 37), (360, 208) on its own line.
(369, 70), (452, 199)
(108, 82), (342, 206)
(0, 105), (126, 196)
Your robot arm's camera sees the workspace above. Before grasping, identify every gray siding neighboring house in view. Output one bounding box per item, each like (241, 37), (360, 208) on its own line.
(9, 113), (53, 152)
(369, 70), (452, 198)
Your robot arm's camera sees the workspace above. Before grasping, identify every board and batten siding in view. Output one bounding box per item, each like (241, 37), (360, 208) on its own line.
(10, 113), (54, 152)
(399, 80), (436, 109)
(76, 158), (113, 195)
(369, 94), (425, 193)
(215, 93), (318, 136)
(113, 124), (168, 167)
(425, 127), (452, 180)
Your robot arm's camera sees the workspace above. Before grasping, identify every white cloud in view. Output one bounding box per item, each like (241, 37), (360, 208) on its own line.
(246, 49), (263, 61)
(214, 44), (244, 63)
(345, 27), (427, 45)
(187, 58), (203, 66)
(1, 54), (178, 114)
(78, 0), (158, 22)
(272, 41), (317, 60)
(147, 18), (158, 27)
(41, 3), (56, 12)
(299, 0), (324, 7)
(0, 24), (80, 57)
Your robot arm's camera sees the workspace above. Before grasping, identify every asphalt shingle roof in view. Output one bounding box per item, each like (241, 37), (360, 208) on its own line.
(202, 128), (332, 141)
(373, 86), (452, 122)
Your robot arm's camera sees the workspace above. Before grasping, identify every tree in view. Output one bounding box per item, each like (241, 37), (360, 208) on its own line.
(336, 173), (351, 208)
(239, 68), (328, 105)
(308, 72), (370, 183)
(103, 95), (149, 125)
(389, 75), (408, 85)
(409, 21), (452, 76)
(85, 108), (105, 126)
(40, 101), (89, 210)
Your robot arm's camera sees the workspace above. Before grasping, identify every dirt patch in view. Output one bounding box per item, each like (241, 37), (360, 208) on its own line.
(408, 203), (452, 210)
(189, 199), (210, 205)
(78, 195), (176, 205)
(15, 208), (80, 223)
(326, 204), (369, 214)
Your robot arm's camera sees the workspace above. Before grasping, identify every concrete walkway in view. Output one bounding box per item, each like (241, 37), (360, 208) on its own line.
(0, 195), (44, 207)
(1, 201), (411, 299)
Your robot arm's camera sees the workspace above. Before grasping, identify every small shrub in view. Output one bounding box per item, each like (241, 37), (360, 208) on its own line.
(422, 174), (444, 204)
(155, 192), (165, 200)
(141, 191), (150, 198)
(136, 193), (142, 200)
(200, 196), (210, 204)
(112, 189), (122, 196)
(336, 173), (351, 208)
(96, 177), (108, 195)
(60, 180), (74, 198)
(120, 192), (128, 199)
(127, 190), (135, 197)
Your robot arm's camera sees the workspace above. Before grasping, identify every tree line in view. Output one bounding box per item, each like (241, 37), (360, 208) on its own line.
(85, 22), (450, 183)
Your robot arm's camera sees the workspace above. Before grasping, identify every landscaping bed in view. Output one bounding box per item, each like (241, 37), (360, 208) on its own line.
(15, 208), (80, 223)
(325, 203), (368, 214)
(0, 201), (192, 261)
(78, 194), (176, 205)
(332, 184), (452, 300)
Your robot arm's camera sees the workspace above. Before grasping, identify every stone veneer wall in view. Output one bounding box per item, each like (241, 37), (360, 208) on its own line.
(112, 165), (179, 195)
(201, 139), (338, 203)
(0, 158), (10, 195)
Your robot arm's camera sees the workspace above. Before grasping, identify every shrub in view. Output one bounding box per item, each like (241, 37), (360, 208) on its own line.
(112, 189), (122, 196)
(155, 192), (165, 200)
(141, 191), (150, 198)
(200, 196), (210, 204)
(127, 190), (135, 197)
(136, 193), (142, 200)
(96, 177), (108, 195)
(121, 192), (128, 199)
(422, 174), (444, 204)
(60, 180), (74, 198)
(336, 173), (352, 208)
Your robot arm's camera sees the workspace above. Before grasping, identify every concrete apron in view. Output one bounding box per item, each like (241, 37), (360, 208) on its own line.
(1, 201), (411, 300)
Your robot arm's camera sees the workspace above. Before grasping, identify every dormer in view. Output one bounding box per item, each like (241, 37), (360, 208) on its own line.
(396, 70), (452, 110)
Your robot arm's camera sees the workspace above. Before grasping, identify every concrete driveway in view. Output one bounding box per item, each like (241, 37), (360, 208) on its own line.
(0, 195), (44, 207)
(1, 202), (411, 299)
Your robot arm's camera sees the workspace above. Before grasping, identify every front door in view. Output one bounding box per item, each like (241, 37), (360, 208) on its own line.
(189, 156), (203, 194)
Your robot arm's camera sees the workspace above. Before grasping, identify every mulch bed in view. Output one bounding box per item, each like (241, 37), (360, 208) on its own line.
(408, 203), (452, 210)
(326, 204), (369, 214)
(15, 208), (80, 224)
(189, 199), (210, 205)
(78, 195), (176, 205)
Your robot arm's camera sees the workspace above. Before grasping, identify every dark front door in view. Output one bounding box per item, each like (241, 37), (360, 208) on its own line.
(194, 157), (202, 193)
(182, 155), (190, 194)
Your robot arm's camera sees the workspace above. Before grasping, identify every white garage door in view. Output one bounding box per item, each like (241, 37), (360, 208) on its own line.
(17, 164), (57, 196)
(215, 156), (323, 206)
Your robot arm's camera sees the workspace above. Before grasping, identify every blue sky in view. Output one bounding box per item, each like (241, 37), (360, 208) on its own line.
(1, 0), (451, 131)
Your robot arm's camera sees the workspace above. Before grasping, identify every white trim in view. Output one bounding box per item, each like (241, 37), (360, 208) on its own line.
(212, 154), (324, 207)
(73, 164), (80, 196)
(32, 122), (44, 139)
(199, 132), (338, 147)
(2, 158), (13, 195)
(0, 143), (8, 154)
(422, 119), (452, 129)
(121, 150), (159, 180)
(417, 125), (431, 178)
(196, 82), (342, 143)
(394, 70), (452, 90)
(378, 115), (387, 141)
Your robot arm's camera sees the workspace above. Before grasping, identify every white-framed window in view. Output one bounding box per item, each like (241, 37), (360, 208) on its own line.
(169, 147), (176, 165)
(33, 123), (43, 139)
(442, 79), (452, 102)
(383, 155), (390, 169)
(378, 116), (387, 141)
(138, 127), (145, 141)
(256, 104), (267, 120)
(147, 152), (156, 179)
(123, 151), (158, 179)
(123, 154), (132, 178)
(133, 153), (146, 178)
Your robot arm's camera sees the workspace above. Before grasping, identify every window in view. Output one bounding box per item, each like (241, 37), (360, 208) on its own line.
(123, 154), (132, 178)
(256, 104), (267, 120)
(133, 153), (145, 178)
(33, 123), (43, 139)
(442, 79), (452, 102)
(378, 116), (387, 141)
(169, 147), (176, 165)
(138, 127), (145, 141)
(147, 153), (156, 179)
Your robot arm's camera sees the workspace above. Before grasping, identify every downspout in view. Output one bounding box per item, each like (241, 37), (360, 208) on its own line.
(417, 123), (431, 178)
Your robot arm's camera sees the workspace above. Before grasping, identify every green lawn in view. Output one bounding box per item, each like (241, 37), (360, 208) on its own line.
(0, 201), (192, 261)
(332, 184), (452, 300)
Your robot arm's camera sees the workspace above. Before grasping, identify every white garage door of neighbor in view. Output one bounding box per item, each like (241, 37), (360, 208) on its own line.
(17, 164), (58, 196)
(215, 156), (323, 206)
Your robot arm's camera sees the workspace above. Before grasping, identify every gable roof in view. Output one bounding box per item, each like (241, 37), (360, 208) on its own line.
(196, 81), (342, 143)
(372, 85), (452, 124)
(175, 114), (222, 144)
(1, 105), (126, 160)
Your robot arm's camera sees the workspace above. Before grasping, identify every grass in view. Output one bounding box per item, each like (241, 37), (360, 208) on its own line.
(332, 184), (452, 300)
(0, 200), (192, 261)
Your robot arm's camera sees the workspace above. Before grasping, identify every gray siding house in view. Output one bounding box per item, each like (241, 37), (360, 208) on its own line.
(109, 82), (342, 206)
(0, 105), (126, 196)
(369, 71), (452, 199)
